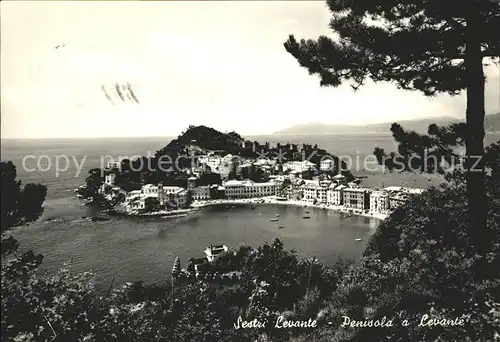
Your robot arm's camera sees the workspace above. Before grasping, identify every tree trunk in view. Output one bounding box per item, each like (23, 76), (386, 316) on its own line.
(464, 7), (490, 255)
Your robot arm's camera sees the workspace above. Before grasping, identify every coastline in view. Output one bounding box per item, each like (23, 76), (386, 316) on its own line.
(190, 196), (388, 221)
(93, 195), (388, 221)
(106, 207), (195, 218)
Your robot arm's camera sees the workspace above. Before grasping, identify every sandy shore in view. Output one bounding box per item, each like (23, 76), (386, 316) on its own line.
(190, 197), (388, 221)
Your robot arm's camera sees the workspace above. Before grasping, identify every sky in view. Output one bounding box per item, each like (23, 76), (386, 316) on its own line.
(1, 1), (499, 139)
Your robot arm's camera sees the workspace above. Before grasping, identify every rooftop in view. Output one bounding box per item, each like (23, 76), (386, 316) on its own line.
(164, 186), (184, 191)
(224, 180), (278, 187)
(224, 180), (244, 186)
(142, 184), (157, 189)
(344, 187), (367, 193)
(384, 186), (425, 194)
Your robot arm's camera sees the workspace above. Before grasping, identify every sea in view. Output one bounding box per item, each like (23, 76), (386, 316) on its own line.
(2, 133), (499, 292)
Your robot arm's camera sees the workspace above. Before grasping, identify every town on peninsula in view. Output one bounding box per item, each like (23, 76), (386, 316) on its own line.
(77, 125), (424, 221)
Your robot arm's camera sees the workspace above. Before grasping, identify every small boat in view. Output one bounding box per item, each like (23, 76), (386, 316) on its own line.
(276, 214), (280, 217)
(355, 238), (362, 242)
(303, 216), (310, 219)
(304, 211), (310, 214)
(270, 218), (279, 222)
(278, 225), (284, 229)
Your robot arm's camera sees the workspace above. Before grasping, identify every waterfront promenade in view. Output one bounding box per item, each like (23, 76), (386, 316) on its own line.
(190, 196), (389, 220)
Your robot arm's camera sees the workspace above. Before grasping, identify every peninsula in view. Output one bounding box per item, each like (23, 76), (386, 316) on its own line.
(77, 125), (423, 219)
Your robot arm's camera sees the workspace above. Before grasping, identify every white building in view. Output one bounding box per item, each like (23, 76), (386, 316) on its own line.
(388, 194), (408, 210)
(175, 189), (189, 208)
(104, 173), (116, 186)
(343, 188), (369, 210)
(269, 175), (287, 184)
(126, 184), (189, 212)
(204, 245), (229, 262)
(142, 184), (160, 195)
(223, 180), (279, 199)
(370, 191), (390, 214)
(254, 158), (275, 167)
(319, 188), (328, 203)
(320, 159), (336, 172)
(301, 181), (321, 203)
(384, 186), (425, 195)
(283, 161), (316, 173)
(198, 155), (223, 172)
(327, 184), (346, 205)
(106, 161), (122, 171)
(192, 186), (211, 200)
(126, 190), (142, 200)
(333, 174), (347, 185)
(384, 186), (425, 211)
(128, 198), (146, 211)
(301, 180), (330, 203)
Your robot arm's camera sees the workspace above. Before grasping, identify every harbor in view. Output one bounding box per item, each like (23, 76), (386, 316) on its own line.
(10, 197), (377, 293)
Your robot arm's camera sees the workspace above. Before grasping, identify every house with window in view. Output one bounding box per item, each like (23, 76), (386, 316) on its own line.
(327, 184), (346, 205)
(370, 190), (390, 214)
(204, 245), (229, 262)
(223, 180), (279, 199)
(343, 188), (370, 210)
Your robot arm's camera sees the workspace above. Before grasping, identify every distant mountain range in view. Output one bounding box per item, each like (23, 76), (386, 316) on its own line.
(274, 112), (500, 135)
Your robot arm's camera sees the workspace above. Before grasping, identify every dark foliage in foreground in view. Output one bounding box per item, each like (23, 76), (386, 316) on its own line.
(1, 161), (47, 258)
(1, 161), (47, 234)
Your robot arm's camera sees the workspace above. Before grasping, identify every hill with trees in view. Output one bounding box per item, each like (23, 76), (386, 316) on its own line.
(78, 125), (356, 202)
